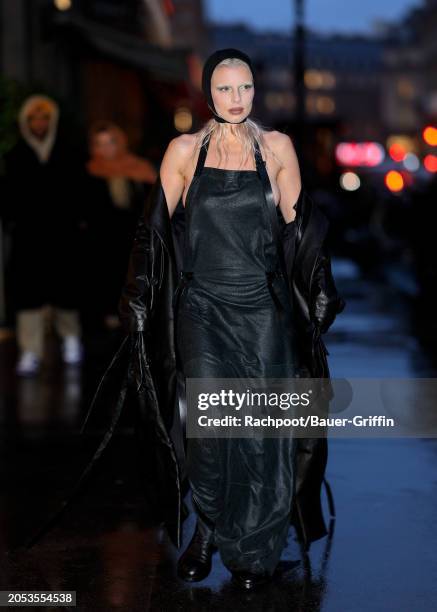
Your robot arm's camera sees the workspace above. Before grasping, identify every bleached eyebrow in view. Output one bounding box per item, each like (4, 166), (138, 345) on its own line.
(215, 82), (253, 87)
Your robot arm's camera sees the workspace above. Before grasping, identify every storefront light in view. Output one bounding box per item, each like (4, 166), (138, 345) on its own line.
(54, 0), (72, 11)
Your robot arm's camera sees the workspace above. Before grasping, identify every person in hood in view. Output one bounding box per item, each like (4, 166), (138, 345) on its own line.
(22, 52), (345, 587)
(2, 94), (84, 375)
(115, 48), (343, 590)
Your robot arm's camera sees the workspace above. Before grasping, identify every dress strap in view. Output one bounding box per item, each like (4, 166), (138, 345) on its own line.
(254, 139), (266, 174)
(194, 135), (210, 177)
(254, 138), (276, 212)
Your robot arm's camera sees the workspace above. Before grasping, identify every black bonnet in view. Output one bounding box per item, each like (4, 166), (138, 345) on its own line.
(201, 48), (255, 124)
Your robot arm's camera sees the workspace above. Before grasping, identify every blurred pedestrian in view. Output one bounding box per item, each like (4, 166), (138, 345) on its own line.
(2, 94), (84, 376)
(83, 121), (157, 330)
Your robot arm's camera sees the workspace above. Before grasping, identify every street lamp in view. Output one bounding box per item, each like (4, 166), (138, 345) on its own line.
(293, 0), (306, 154)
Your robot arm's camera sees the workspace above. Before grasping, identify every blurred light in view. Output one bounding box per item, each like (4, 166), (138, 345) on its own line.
(304, 70), (336, 90)
(335, 142), (385, 167)
(423, 126), (437, 146)
(305, 70), (324, 89)
(162, 0), (176, 16)
(396, 78), (415, 99)
(386, 135), (416, 154)
(424, 154), (437, 173)
(54, 0), (72, 10)
(306, 94), (335, 115)
(385, 170), (404, 192)
(388, 143), (406, 162)
(340, 172), (360, 191)
(174, 107), (192, 133)
(316, 96), (335, 114)
(265, 92), (295, 111)
(403, 152), (420, 172)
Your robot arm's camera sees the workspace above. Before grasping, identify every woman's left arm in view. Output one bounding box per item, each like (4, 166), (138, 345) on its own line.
(274, 133), (302, 224)
(311, 238), (346, 334)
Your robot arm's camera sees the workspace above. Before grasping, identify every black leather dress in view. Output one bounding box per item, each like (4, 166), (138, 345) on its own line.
(175, 135), (302, 576)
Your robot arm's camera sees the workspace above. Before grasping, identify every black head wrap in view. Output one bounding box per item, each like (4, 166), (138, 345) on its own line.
(201, 48), (255, 124)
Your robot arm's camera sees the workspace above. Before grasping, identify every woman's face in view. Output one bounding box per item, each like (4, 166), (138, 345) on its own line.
(91, 131), (119, 160)
(210, 63), (254, 123)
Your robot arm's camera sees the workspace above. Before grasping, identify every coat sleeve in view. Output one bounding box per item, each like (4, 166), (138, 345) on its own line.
(118, 201), (154, 334)
(1, 150), (18, 229)
(281, 219), (298, 277)
(310, 238), (346, 334)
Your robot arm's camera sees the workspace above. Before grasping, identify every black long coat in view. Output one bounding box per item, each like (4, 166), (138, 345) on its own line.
(2, 137), (83, 312)
(79, 174), (151, 319)
(24, 171), (345, 553)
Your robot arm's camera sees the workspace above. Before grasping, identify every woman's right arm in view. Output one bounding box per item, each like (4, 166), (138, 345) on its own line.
(160, 135), (191, 219)
(118, 136), (189, 332)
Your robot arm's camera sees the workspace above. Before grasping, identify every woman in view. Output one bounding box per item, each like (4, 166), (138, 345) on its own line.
(118, 48), (344, 589)
(161, 50), (304, 588)
(23, 50), (345, 591)
(83, 122), (157, 329)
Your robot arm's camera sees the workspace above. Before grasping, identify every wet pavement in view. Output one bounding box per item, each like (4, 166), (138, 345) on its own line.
(1, 258), (437, 611)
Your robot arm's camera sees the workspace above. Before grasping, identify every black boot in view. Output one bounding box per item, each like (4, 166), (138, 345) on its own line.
(177, 513), (217, 582)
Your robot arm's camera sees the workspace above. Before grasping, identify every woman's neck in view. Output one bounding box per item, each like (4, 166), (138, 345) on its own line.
(212, 121), (245, 147)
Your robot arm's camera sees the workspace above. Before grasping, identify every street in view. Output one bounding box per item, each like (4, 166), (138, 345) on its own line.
(1, 257), (437, 610)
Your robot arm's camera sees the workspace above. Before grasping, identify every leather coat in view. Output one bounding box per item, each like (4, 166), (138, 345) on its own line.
(24, 171), (345, 553)
(117, 173), (345, 549)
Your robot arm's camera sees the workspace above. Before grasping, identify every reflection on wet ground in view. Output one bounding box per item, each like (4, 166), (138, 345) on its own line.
(1, 258), (437, 610)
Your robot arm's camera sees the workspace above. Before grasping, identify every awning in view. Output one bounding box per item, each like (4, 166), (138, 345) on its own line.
(53, 13), (190, 83)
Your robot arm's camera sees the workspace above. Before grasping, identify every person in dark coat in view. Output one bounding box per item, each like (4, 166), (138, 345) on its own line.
(2, 95), (84, 375)
(82, 121), (157, 330)
(115, 50), (345, 589)
(23, 53), (345, 590)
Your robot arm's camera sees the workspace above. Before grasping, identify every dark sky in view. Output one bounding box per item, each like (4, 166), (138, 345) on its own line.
(205, 0), (422, 34)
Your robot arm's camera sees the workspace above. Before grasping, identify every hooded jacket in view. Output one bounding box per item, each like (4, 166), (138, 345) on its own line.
(2, 95), (83, 312)
(17, 95), (59, 163)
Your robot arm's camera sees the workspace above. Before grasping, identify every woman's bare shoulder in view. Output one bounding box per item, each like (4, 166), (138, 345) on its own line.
(262, 130), (296, 157)
(163, 133), (199, 171)
(262, 131), (300, 178)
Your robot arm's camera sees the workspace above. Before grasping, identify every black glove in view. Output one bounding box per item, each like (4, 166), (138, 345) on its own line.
(310, 241), (346, 334)
(118, 201), (154, 334)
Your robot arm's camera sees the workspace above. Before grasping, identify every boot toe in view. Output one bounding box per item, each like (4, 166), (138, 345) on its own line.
(177, 556), (212, 582)
(231, 570), (271, 590)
